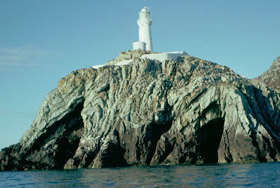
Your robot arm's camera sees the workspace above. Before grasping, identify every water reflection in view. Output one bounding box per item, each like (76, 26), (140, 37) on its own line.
(1, 162), (280, 187)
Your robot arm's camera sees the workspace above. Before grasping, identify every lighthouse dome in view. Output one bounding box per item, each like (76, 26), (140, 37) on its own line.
(141, 7), (148, 12)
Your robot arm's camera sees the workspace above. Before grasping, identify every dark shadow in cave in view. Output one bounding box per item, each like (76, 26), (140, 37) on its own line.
(197, 118), (224, 163)
(26, 101), (85, 169)
(143, 119), (173, 165)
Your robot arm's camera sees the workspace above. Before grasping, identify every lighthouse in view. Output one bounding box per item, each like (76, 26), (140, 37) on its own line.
(133, 7), (153, 52)
(92, 7), (188, 69)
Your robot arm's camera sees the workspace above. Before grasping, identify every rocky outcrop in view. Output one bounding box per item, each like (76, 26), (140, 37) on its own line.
(254, 57), (280, 92)
(1, 53), (280, 171)
(106, 49), (151, 65)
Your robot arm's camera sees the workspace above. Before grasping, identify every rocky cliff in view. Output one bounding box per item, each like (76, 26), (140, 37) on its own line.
(254, 57), (280, 92)
(1, 52), (280, 171)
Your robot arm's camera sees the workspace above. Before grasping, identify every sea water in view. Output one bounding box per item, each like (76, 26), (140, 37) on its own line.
(1, 162), (280, 187)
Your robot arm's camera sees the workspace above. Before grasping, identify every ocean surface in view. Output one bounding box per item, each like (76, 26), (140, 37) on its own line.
(1, 162), (280, 187)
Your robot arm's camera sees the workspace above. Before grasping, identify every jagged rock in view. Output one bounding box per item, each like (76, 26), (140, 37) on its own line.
(254, 57), (280, 92)
(1, 54), (280, 171)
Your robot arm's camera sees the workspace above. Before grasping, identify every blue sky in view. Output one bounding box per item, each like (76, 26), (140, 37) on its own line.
(0, 0), (279, 149)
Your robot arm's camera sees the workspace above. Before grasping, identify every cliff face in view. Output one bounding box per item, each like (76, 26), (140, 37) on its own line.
(1, 54), (280, 171)
(254, 57), (280, 92)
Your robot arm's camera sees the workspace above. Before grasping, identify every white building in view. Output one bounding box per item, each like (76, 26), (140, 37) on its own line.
(133, 7), (153, 52)
(141, 51), (188, 62)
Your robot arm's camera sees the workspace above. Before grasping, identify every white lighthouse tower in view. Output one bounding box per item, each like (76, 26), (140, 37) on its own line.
(133, 7), (153, 52)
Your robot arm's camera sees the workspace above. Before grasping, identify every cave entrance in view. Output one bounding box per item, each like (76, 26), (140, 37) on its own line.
(29, 101), (85, 170)
(197, 118), (224, 163)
